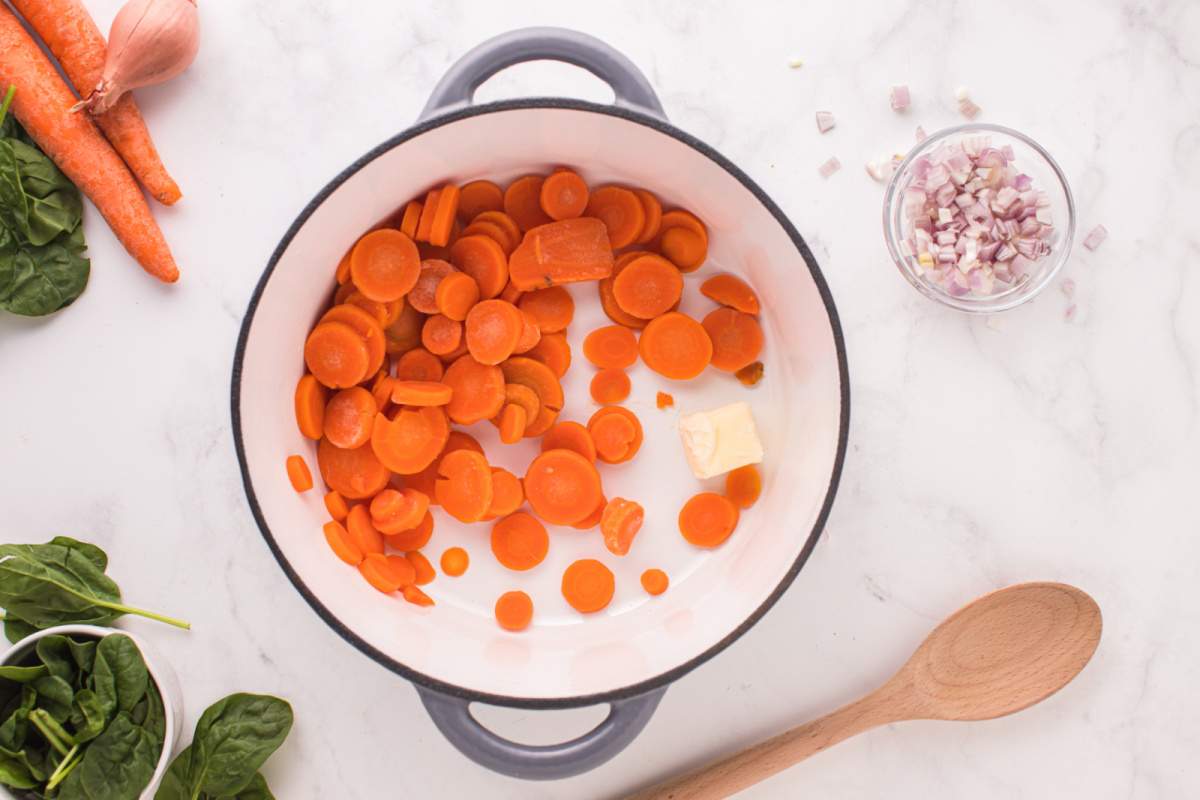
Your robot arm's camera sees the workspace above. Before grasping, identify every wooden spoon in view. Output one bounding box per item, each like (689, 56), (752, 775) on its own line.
(627, 582), (1101, 800)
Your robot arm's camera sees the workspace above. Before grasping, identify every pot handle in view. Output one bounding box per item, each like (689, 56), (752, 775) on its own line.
(418, 27), (666, 122)
(416, 683), (666, 780)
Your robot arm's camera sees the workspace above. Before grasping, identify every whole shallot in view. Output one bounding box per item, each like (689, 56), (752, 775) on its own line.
(75, 0), (199, 115)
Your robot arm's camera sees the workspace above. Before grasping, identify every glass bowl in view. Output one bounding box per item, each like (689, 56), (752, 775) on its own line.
(882, 123), (1075, 313)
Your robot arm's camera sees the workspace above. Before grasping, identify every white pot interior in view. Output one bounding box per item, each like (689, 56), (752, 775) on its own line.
(236, 105), (846, 701)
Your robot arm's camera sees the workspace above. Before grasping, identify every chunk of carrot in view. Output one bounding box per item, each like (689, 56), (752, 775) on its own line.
(436, 449), (494, 523)
(458, 180), (504, 222)
(408, 259), (456, 314)
(499, 383), (542, 427)
(726, 465), (763, 509)
(403, 584), (436, 607)
(435, 270), (480, 321)
(504, 175), (552, 232)
(395, 348), (445, 382)
(524, 449), (603, 525)
(449, 234), (509, 299)
(385, 510), (434, 551)
(324, 520), (363, 566)
(407, 551), (436, 585)
(633, 189), (663, 244)
(305, 322), (371, 389)
(678, 492), (740, 548)
(317, 437), (391, 499)
(487, 468), (525, 518)
(541, 421), (597, 462)
(295, 374), (328, 440)
(561, 559), (615, 614)
(346, 504), (385, 556)
(583, 325), (638, 369)
(736, 361), (765, 386)
(655, 210), (708, 272)
(571, 494), (607, 530)
(324, 490), (350, 522)
(638, 312), (713, 380)
(525, 333), (572, 378)
(286, 455), (313, 492)
(700, 273), (761, 314)
(465, 299), (525, 365)
(498, 403), (527, 444)
(585, 186), (645, 249)
(491, 512), (549, 571)
(385, 302), (426, 355)
(440, 546), (469, 577)
(640, 568), (669, 596)
(540, 169), (590, 220)
(702, 308), (765, 373)
(597, 251), (653, 329)
(416, 188), (441, 242)
(370, 406), (449, 474)
(320, 303), (387, 377)
(600, 497), (644, 556)
(656, 391), (675, 409)
(350, 229), (421, 302)
(500, 357), (564, 436)
(473, 211), (522, 253)
(428, 184), (461, 247)
(323, 387), (377, 449)
(514, 309), (542, 354)
(517, 286), (574, 333)
(590, 369), (631, 405)
(508, 218), (614, 291)
(391, 380), (453, 407)
(495, 590), (534, 631)
(370, 488), (430, 534)
(612, 254), (683, 319)
(587, 406), (644, 464)
(399, 200), (423, 238)
(443, 354), (507, 424)
(421, 314), (463, 356)
(359, 553), (416, 594)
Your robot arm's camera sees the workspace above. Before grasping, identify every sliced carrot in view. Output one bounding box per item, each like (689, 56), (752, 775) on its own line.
(465, 299), (524, 365)
(324, 490), (350, 522)
(487, 468), (525, 518)
(736, 361), (765, 386)
(517, 286), (574, 332)
(590, 369), (631, 404)
(571, 494), (607, 530)
(446, 429), (485, 456)
(495, 590), (533, 631)
(640, 568), (669, 596)
(317, 437), (391, 499)
(524, 449), (603, 525)
(587, 406), (644, 464)
(613, 254), (683, 319)
(561, 559), (615, 614)
(597, 251), (653, 329)
(540, 169), (590, 220)
(436, 449), (494, 523)
(678, 492), (740, 548)
(656, 391), (675, 409)
(656, 210), (709, 272)
(416, 188), (441, 242)
(399, 200), (423, 238)
(286, 455), (313, 492)
(514, 309), (542, 354)
(585, 186), (645, 249)
(295, 374), (328, 440)
(320, 303), (387, 377)
(371, 406), (449, 474)
(334, 281), (356, 306)
(491, 512), (549, 571)
(343, 291), (393, 327)
(305, 322), (370, 389)
(395, 348), (445, 381)
(657, 209), (708, 242)
(443, 354), (506, 424)
(346, 504), (385, 556)
(370, 487), (430, 534)
(324, 520), (363, 566)
(525, 333), (572, 378)
(702, 308), (765, 372)
(335, 249), (352, 284)
(349, 229), (421, 302)
(639, 312), (713, 380)
(407, 551), (436, 585)
(403, 584), (436, 606)
(462, 220), (516, 255)
(421, 314), (463, 356)
(501, 357), (565, 435)
(700, 273), (760, 314)
(497, 403), (527, 444)
(508, 217), (614, 290)
(428, 184), (461, 247)
(440, 546), (469, 577)
(385, 302), (426, 355)
(726, 465), (763, 509)
(359, 553), (415, 594)
(371, 372), (395, 413)
(391, 380), (453, 407)
(384, 510), (434, 551)
(503, 175), (552, 232)
(473, 211), (523, 253)
(322, 387), (376, 449)
(600, 497), (644, 556)
(449, 234), (509, 299)
(633, 189), (663, 244)
(458, 180), (504, 222)
(541, 421), (596, 462)
(408, 259), (456, 314)
(583, 325), (638, 369)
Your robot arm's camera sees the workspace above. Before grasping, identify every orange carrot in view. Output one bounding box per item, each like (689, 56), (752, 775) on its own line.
(320, 304), (387, 378)
(323, 387), (377, 449)
(428, 184), (461, 247)
(407, 550), (436, 585)
(514, 309), (542, 354)
(305, 323), (370, 389)
(370, 487), (429, 534)
(416, 188), (441, 242)
(571, 494), (607, 530)
(421, 314), (463, 356)
(408, 259), (455, 314)
(497, 403), (527, 444)
(736, 361), (765, 386)
(525, 333), (572, 378)
(436, 449), (494, 523)
(583, 325), (638, 369)
(371, 406), (449, 474)
(633, 189), (662, 244)
(561, 559), (615, 614)
(385, 302), (426, 355)
(399, 200), (423, 239)
(473, 211), (522, 252)
(494, 590), (534, 631)
(324, 521), (363, 566)
(504, 175), (552, 231)
(726, 465), (763, 509)
(458, 180), (504, 222)
(8, 0), (181, 205)
(597, 251), (653, 329)
(612, 254), (683, 319)
(600, 497), (643, 556)
(587, 406), (644, 464)
(517, 286), (574, 332)
(678, 492), (740, 548)
(385, 510), (434, 551)
(491, 512), (549, 571)
(656, 391), (675, 409)
(0, 9), (179, 281)
(508, 217), (614, 290)
(443, 353), (506, 424)
(462, 219), (516, 255)
(391, 380), (453, 407)
(640, 568), (669, 596)
(335, 249), (353, 284)
(585, 186), (645, 249)
(524, 449), (602, 525)
(370, 373), (395, 413)
(655, 210), (708, 272)
(702, 308), (765, 372)
(440, 546), (469, 577)
(487, 468), (525, 518)
(344, 291), (398, 327)
(449, 234), (509, 298)
(350, 229), (421, 302)
(638, 312), (713, 380)
(294, 374), (328, 440)
(395, 348), (445, 382)
(359, 553), (415, 594)
(345, 504), (385, 556)
(317, 438), (391, 499)
(590, 369), (631, 404)
(500, 357), (564, 436)
(286, 454), (313, 492)
(540, 169), (589, 220)
(465, 299), (524, 365)
(541, 421), (596, 463)
(499, 383), (541, 427)
(324, 490), (350, 522)
(700, 273), (761, 314)
(435, 271), (480, 321)
(403, 584), (435, 607)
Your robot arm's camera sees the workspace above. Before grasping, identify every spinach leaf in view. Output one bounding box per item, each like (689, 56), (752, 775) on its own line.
(69, 689), (107, 744)
(67, 637), (96, 676)
(220, 771), (274, 799)
(93, 634), (148, 716)
(2, 614), (36, 645)
(56, 712), (158, 800)
(36, 635), (77, 683)
(0, 746), (39, 790)
(32, 676), (74, 723)
(138, 685), (165, 745)
(0, 685), (35, 752)
(0, 226), (89, 316)
(7, 139), (83, 246)
(156, 694), (293, 800)
(0, 665), (46, 683)
(49, 537), (107, 572)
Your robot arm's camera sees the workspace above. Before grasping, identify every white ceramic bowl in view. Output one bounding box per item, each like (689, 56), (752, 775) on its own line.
(232, 28), (849, 780)
(0, 625), (183, 799)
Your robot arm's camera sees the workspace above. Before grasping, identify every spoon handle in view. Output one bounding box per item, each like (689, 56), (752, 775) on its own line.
(625, 685), (906, 800)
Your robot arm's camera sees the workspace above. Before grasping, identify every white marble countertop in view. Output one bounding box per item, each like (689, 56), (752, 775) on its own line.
(2, 0), (1198, 797)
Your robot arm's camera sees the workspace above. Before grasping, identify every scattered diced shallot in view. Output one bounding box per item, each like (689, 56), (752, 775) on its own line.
(865, 153), (903, 182)
(1060, 278), (1076, 297)
(819, 157), (841, 178)
(915, 125), (927, 142)
(1083, 224), (1107, 250)
(890, 85), (910, 111)
(955, 86), (981, 119)
(788, 57), (804, 69)
(815, 111), (836, 133)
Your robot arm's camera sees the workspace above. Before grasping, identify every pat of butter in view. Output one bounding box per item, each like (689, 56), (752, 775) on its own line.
(677, 401), (764, 479)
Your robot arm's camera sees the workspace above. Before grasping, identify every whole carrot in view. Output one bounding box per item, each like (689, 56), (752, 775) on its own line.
(0, 8), (179, 282)
(8, 0), (182, 206)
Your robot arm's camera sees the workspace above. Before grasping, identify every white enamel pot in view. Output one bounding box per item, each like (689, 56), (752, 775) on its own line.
(232, 27), (849, 781)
